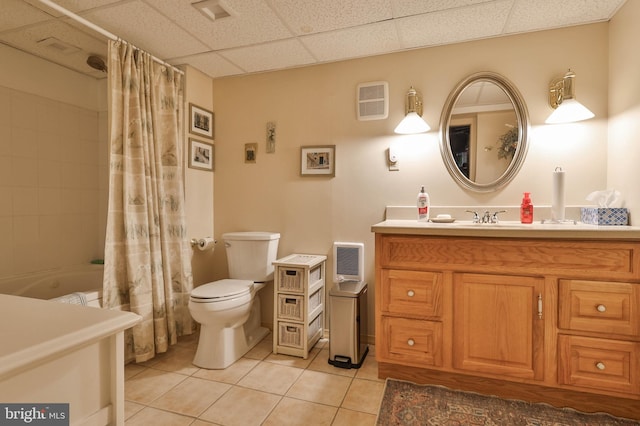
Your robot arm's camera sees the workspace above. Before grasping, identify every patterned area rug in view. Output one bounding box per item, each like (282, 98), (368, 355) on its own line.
(377, 379), (640, 425)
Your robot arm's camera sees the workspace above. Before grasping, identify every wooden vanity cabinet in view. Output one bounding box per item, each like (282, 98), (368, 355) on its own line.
(375, 232), (640, 419)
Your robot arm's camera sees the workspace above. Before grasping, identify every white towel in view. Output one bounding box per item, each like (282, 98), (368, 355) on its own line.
(51, 292), (88, 306)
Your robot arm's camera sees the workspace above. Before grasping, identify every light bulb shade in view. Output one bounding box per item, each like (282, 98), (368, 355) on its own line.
(394, 112), (431, 134)
(545, 98), (594, 124)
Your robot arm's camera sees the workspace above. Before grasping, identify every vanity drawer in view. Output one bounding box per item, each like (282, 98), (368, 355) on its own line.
(380, 269), (442, 318)
(378, 235), (640, 280)
(558, 280), (640, 337)
(558, 335), (640, 395)
(380, 317), (443, 367)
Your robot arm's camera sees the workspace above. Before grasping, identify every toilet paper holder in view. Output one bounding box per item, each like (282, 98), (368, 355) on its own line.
(190, 237), (217, 251)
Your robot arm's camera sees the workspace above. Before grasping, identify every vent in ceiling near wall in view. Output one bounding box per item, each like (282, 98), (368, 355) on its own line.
(192, 0), (233, 21)
(356, 81), (388, 121)
(37, 37), (80, 55)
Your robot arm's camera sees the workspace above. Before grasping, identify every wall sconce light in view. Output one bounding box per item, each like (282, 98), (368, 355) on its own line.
(545, 69), (594, 124)
(394, 86), (431, 134)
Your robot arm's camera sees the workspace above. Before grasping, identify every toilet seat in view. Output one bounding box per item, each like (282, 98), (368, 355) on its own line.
(190, 279), (253, 303)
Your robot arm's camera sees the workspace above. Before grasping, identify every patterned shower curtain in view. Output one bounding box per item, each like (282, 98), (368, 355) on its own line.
(103, 40), (193, 363)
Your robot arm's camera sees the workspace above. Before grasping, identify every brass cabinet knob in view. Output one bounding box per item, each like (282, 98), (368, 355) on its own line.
(596, 304), (607, 313)
(595, 362), (606, 370)
(407, 339), (415, 346)
(407, 290), (415, 297)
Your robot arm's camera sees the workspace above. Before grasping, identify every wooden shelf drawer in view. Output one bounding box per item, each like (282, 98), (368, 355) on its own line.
(380, 317), (443, 367)
(378, 235), (640, 280)
(558, 335), (640, 395)
(559, 280), (640, 337)
(380, 269), (442, 318)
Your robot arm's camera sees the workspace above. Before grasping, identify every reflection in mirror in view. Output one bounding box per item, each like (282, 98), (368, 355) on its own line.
(440, 72), (529, 193)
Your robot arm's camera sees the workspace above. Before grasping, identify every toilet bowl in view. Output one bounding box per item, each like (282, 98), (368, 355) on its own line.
(189, 231), (280, 369)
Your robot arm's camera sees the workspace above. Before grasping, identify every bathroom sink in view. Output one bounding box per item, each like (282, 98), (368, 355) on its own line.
(446, 221), (534, 229)
(428, 220), (590, 230)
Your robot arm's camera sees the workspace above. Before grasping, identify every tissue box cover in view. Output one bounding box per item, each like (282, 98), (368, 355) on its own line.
(580, 207), (628, 225)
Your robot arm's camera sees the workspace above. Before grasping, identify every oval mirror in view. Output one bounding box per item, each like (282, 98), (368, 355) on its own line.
(439, 72), (529, 193)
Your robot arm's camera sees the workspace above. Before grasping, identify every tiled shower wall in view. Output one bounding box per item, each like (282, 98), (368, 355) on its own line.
(0, 85), (107, 278)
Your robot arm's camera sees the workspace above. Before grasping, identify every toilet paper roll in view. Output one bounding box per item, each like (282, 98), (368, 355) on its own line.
(197, 237), (216, 251)
(551, 167), (565, 221)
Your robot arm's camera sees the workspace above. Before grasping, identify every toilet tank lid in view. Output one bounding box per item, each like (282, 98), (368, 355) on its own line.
(222, 232), (280, 241)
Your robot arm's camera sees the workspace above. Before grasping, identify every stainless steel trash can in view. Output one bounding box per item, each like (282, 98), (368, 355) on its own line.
(328, 280), (368, 369)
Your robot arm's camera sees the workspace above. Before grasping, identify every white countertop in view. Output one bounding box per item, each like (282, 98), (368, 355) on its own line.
(371, 219), (640, 239)
(0, 294), (140, 379)
(372, 205), (640, 239)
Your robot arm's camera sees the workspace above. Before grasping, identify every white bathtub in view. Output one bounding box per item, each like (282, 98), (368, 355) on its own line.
(0, 264), (104, 308)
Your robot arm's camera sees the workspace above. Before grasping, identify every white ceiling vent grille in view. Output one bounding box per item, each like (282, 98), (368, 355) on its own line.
(356, 81), (388, 121)
(192, 0), (233, 21)
(37, 37), (80, 55)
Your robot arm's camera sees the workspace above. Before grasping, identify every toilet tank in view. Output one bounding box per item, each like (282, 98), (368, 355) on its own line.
(223, 232), (280, 282)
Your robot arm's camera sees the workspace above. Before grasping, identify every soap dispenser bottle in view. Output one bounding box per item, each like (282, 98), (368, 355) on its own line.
(417, 186), (430, 222)
(520, 192), (533, 224)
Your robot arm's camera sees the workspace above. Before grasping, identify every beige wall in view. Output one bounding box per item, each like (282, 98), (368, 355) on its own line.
(608, 0), (640, 222)
(183, 66), (216, 286)
(211, 23), (611, 336)
(2, 7), (637, 340)
(0, 44), (105, 278)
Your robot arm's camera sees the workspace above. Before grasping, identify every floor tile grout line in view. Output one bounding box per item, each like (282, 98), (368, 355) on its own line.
(124, 335), (382, 424)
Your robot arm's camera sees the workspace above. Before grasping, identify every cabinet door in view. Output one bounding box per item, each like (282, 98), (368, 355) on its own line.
(453, 273), (545, 380)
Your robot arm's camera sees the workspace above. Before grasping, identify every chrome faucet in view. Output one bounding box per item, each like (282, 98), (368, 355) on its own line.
(466, 210), (506, 224)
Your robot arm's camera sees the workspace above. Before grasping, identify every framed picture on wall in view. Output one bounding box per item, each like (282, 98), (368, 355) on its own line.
(188, 138), (214, 171)
(300, 145), (335, 177)
(189, 103), (214, 140)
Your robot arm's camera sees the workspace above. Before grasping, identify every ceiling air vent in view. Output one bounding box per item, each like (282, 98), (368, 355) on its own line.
(192, 0), (233, 21)
(356, 81), (388, 121)
(37, 37), (80, 55)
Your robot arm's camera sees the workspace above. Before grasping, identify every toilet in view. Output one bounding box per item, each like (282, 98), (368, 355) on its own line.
(189, 231), (280, 369)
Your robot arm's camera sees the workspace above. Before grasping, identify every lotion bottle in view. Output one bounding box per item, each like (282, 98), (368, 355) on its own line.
(520, 192), (533, 224)
(417, 186), (430, 222)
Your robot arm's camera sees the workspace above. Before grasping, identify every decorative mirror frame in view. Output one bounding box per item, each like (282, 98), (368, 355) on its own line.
(439, 72), (530, 193)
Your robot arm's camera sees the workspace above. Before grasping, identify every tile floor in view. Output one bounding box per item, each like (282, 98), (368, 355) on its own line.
(124, 333), (384, 425)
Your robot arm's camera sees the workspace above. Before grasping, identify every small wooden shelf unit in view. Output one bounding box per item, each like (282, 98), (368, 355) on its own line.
(273, 254), (326, 359)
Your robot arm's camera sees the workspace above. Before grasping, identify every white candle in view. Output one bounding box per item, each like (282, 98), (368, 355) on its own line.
(551, 167), (565, 221)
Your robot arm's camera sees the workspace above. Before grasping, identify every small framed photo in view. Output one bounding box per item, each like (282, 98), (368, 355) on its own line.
(188, 138), (214, 171)
(245, 143), (257, 163)
(300, 145), (335, 177)
(189, 103), (214, 140)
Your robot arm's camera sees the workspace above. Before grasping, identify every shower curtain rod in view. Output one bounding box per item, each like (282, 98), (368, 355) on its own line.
(38, 0), (185, 75)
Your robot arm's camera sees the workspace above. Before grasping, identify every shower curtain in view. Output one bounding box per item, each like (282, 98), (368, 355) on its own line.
(103, 40), (193, 363)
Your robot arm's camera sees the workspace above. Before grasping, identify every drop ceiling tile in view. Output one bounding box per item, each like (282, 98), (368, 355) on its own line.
(390, 0), (498, 18)
(150, 0), (293, 50)
(0, 0), (52, 32)
(301, 21), (400, 63)
(219, 39), (316, 73)
(81, 1), (209, 59)
(505, 0), (626, 33)
(171, 51), (244, 78)
(0, 20), (107, 75)
(269, 0), (393, 35)
(398, 0), (512, 49)
(22, 0), (124, 16)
